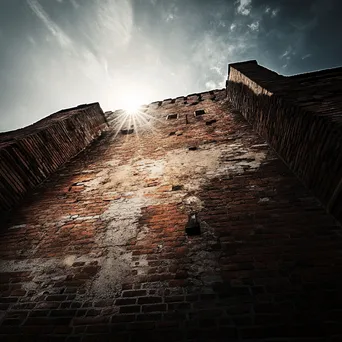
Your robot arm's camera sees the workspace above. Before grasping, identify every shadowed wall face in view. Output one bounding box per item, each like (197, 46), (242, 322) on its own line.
(1, 88), (342, 341)
(0, 103), (107, 213)
(226, 61), (342, 222)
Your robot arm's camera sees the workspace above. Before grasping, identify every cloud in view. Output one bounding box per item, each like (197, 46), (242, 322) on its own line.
(70, 0), (80, 9)
(281, 49), (291, 59)
(95, 0), (133, 49)
(27, 0), (72, 48)
(205, 80), (216, 89)
(166, 13), (175, 22)
(302, 53), (312, 60)
(2, 0), (342, 132)
(248, 21), (259, 31)
(271, 9), (279, 17)
(236, 0), (252, 16)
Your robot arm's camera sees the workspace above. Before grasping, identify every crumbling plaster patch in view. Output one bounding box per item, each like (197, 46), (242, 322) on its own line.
(88, 140), (267, 294)
(0, 138), (268, 300)
(86, 195), (150, 298)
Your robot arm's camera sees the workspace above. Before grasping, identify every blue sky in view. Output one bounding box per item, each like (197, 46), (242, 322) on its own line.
(0, 0), (341, 131)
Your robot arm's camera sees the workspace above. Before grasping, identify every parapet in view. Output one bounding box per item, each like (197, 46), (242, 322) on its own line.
(0, 103), (107, 213)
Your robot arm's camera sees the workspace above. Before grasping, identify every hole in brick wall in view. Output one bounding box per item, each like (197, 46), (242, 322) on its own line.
(194, 109), (206, 116)
(188, 146), (198, 151)
(167, 114), (178, 120)
(206, 119), (217, 126)
(171, 99), (176, 103)
(169, 131), (176, 136)
(121, 128), (134, 135)
(185, 213), (201, 235)
(172, 185), (184, 191)
(190, 101), (199, 106)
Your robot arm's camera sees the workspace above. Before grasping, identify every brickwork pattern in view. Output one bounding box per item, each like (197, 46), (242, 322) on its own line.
(227, 61), (342, 222)
(0, 103), (107, 213)
(1, 90), (342, 341)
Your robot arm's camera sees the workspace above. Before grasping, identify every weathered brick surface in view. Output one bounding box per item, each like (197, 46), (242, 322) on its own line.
(1, 87), (342, 341)
(227, 61), (342, 222)
(0, 103), (107, 214)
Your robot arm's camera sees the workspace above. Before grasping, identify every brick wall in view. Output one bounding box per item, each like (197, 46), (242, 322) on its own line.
(1, 89), (342, 341)
(226, 61), (342, 222)
(0, 103), (107, 214)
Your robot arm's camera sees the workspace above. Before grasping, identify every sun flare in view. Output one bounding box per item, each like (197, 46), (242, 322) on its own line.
(121, 94), (147, 114)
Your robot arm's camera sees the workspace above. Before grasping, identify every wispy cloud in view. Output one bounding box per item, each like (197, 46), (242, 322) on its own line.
(248, 21), (259, 31)
(70, 0), (80, 9)
(2, 0), (340, 132)
(236, 0), (252, 16)
(271, 9), (279, 18)
(27, 0), (72, 47)
(302, 53), (312, 60)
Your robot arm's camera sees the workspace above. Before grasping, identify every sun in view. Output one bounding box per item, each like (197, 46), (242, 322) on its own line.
(107, 86), (162, 138)
(121, 94), (146, 115)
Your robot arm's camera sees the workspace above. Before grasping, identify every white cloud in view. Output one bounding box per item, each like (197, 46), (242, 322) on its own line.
(236, 0), (252, 16)
(210, 66), (224, 76)
(265, 6), (270, 13)
(95, 0), (133, 49)
(302, 53), (312, 60)
(271, 9), (279, 17)
(166, 13), (175, 22)
(205, 80), (217, 89)
(218, 20), (226, 28)
(230, 23), (236, 31)
(27, 0), (72, 48)
(248, 21), (259, 31)
(281, 49), (290, 59)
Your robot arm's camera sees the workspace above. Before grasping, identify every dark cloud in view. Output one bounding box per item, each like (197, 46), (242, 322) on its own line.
(0, 0), (341, 131)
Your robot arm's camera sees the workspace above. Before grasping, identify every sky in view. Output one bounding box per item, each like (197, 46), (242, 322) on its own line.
(0, 0), (341, 132)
